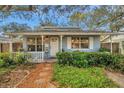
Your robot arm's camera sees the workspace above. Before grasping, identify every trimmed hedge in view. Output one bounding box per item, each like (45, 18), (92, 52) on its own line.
(56, 52), (124, 73)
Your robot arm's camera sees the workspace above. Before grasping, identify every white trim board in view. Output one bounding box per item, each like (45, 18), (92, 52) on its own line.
(89, 37), (94, 49)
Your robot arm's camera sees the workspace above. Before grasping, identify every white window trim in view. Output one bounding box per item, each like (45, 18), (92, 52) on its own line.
(67, 37), (71, 49)
(89, 37), (94, 49)
(71, 37), (90, 49)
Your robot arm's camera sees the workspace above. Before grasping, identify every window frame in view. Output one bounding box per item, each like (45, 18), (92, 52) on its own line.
(27, 37), (36, 51)
(71, 36), (89, 49)
(27, 37), (47, 52)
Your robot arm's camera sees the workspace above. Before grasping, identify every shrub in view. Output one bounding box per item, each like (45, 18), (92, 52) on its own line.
(106, 54), (124, 73)
(0, 53), (14, 66)
(0, 59), (5, 67)
(0, 52), (29, 67)
(56, 52), (124, 73)
(99, 48), (110, 52)
(13, 53), (28, 64)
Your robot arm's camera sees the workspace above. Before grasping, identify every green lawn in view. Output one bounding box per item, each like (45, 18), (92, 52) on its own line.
(53, 64), (118, 88)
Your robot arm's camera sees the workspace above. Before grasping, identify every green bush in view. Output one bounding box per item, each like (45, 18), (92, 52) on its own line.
(13, 53), (27, 64)
(107, 54), (124, 73)
(0, 53), (14, 66)
(56, 52), (124, 73)
(56, 52), (115, 67)
(0, 52), (29, 67)
(0, 59), (5, 67)
(99, 48), (110, 52)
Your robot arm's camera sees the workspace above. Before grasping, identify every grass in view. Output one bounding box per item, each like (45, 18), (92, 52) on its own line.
(53, 64), (119, 88)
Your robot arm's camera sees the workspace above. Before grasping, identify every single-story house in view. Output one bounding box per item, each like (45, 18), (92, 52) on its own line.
(102, 33), (124, 54)
(0, 27), (122, 63)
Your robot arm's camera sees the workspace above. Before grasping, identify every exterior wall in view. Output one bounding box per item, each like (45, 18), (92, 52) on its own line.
(23, 35), (100, 59)
(61, 35), (100, 52)
(93, 36), (100, 51)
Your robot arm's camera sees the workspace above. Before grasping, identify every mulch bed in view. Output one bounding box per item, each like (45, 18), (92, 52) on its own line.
(0, 64), (36, 88)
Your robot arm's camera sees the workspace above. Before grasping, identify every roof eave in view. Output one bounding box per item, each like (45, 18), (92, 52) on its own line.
(5, 32), (123, 36)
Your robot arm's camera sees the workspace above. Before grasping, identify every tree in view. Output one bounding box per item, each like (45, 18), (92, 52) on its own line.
(1, 22), (32, 33)
(69, 6), (124, 31)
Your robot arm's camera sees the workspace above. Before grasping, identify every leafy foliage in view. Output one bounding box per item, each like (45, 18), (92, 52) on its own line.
(13, 53), (28, 64)
(0, 52), (29, 67)
(99, 48), (110, 52)
(53, 64), (118, 88)
(2, 22), (31, 32)
(56, 52), (124, 73)
(0, 53), (14, 66)
(0, 59), (4, 67)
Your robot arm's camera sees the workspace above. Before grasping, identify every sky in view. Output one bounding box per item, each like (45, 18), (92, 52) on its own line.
(0, 5), (115, 32)
(0, 6), (73, 29)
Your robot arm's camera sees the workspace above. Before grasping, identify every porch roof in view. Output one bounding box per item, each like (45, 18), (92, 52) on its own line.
(5, 27), (124, 36)
(0, 36), (22, 43)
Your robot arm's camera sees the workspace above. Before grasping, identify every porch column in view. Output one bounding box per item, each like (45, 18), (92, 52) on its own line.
(9, 36), (13, 52)
(23, 36), (27, 51)
(119, 41), (122, 54)
(42, 35), (44, 61)
(110, 35), (113, 54)
(60, 35), (63, 52)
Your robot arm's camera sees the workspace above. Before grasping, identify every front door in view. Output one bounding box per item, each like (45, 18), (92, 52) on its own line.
(50, 37), (59, 57)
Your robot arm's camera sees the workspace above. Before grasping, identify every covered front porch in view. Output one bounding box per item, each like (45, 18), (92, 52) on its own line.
(10, 35), (64, 63)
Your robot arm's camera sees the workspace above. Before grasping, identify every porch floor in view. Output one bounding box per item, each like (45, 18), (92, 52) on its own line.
(43, 58), (57, 63)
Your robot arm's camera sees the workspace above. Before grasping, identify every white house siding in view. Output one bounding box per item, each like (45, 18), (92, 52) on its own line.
(93, 36), (100, 51)
(67, 36), (71, 49)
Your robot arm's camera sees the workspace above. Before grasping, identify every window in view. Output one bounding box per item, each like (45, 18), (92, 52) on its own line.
(71, 37), (89, 49)
(13, 43), (23, 52)
(37, 37), (44, 51)
(27, 38), (35, 51)
(27, 37), (46, 51)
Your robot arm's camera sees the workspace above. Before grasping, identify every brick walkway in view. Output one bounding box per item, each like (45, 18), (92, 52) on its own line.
(17, 63), (56, 88)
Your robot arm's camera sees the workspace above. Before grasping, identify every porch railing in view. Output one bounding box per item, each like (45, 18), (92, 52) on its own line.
(12, 52), (44, 63)
(27, 52), (44, 63)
